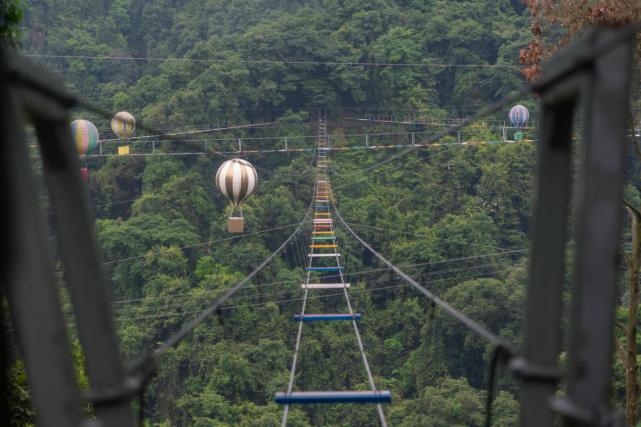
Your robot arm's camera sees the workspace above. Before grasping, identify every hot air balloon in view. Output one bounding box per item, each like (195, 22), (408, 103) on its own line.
(509, 104), (529, 128)
(70, 119), (99, 181)
(111, 111), (135, 155)
(215, 158), (258, 233)
(111, 111), (135, 138)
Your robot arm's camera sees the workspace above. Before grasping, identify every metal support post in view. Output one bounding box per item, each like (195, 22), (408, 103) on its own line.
(515, 27), (634, 427)
(34, 120), (136, 426)
(0, 45), (84, 427)
(515, 99), (575, 427)
(2, 46), (138, 426)
(561, 28), (633, 427)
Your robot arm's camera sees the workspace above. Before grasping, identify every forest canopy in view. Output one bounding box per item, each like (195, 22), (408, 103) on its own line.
(7, 0), (640, 426)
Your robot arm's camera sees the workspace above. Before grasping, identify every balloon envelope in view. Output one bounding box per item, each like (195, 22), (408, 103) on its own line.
(111, 111), (136, 139)
(509, 104), (529, 128)
(70, 119), (99, 156)
(215, 159), (258, 206)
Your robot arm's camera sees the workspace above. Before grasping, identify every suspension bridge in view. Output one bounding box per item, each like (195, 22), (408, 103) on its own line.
(1, 24), (639, 427)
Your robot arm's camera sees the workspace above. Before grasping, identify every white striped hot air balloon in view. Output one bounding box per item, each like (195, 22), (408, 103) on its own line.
(215, 158), (258, 233)
(509, 104), (529, 128)
(111, 111), (136, 139)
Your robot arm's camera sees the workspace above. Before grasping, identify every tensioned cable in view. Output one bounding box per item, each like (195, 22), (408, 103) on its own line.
(328, 135), (483, 193)
(108, 244), (526, 305)
(332, 201), (514, 352)
(113, 262), (504, 315)
(114, 269), (499, 322)
(147, 200), (313, 358)
(281, 147), (324, 427)
(103, 221), (307, 266)
(111, 258), (514, 308)
(281, 224), (313, 427)
(335, 222), (388, 426)
(26, 53), (525, 68)
(347, 222), (513, 252)
(73, 138), (531, 160)
(330, 87), (532, 192)
(99, 122), (274, 142)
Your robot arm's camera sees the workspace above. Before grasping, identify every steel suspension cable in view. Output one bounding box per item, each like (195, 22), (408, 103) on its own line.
(146, 202), (313, 358)
(331, 201), (515, 353)
(281, 233), (313, 427)
(334, 226), (388, 426)
(281, 168), (323, 426)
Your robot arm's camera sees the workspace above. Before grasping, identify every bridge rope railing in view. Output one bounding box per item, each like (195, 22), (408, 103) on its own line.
(280, 226), (313, 426)
(278, 126), (390, 426)
(117, 201), (314, 424)
(331, 201), (518, 425)
(334, 224), (388, 426)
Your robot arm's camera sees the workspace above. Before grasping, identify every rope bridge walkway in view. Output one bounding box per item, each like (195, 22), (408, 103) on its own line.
(277, 120), (390, 426)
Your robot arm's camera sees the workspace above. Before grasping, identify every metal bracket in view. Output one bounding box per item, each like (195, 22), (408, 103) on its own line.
(550, 396), (624, 427)
(509, 356), (562, 383)
(82, 357), (157, 407)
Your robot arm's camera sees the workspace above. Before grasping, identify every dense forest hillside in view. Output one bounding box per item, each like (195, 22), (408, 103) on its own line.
(11, 1), (639, 426)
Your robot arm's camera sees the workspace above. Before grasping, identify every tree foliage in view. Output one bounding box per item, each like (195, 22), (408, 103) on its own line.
(13, 1), (638, 425)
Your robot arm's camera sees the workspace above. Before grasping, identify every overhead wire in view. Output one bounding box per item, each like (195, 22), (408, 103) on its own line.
(111, 249), (526, 306)
(280, 221), (313, 427)
(26, 53), (525, 68)
(102, 221), (308, 266)
(112, 262), (508, 316)
(114, 269), (501, 322)
(330, 86), (533, 191)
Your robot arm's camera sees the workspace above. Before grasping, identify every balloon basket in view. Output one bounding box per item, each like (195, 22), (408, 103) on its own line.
(228, 217), (244, 233)
(80, 167), (89, 182)
(117, 145), (130, 155)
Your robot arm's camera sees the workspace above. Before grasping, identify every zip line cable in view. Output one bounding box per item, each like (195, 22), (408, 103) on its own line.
(118, 204), (313, 394)
(109, 245), (526, 306)
(150, 203), (312, 356)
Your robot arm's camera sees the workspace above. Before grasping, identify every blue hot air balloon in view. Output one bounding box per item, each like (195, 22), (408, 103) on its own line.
(509, 104), (529, 128)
